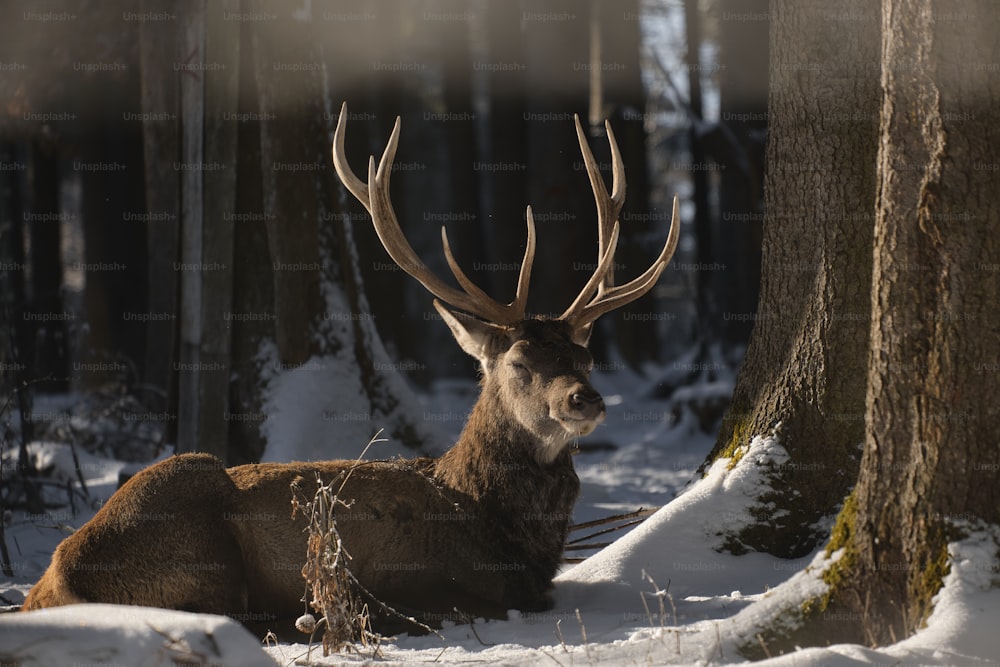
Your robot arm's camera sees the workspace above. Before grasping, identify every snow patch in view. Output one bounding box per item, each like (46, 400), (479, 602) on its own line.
(258, 345), (385, 463)
(0, 604), (273, 666)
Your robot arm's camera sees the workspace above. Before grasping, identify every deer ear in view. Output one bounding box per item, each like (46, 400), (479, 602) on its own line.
(433, 300), (504, 364)
(570, 322), (593, 347)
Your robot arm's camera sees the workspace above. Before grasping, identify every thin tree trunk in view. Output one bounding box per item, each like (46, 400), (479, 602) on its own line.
(176, 3), (207, 456)
(26, 135), (67, 391)
(522, 0), (590, 317)
(683, 0), (714, 345)
(717, 0), (767, 348)
(139, 0), (181, 435)
(175, 0), (239, 460)
(251, 6), (324, 368)
(200, 1), (239, 458)
(479, 0), (528, 311)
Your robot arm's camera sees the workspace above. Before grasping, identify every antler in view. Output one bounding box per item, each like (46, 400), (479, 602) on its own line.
(332, 102), (535, 326)
(560, 115), (680, 332)
(333, 103), (678, 333)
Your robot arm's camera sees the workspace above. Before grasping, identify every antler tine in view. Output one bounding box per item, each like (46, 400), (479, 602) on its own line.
(440, 206), (535, 322)
(560, 221), (622, 320)
(332, 102), (371, 207)
(513, 206), (537, 316)
(562, 195), (681, 330)
(333, 102), (523, 325)
(366, 144), (515, 325)
(574, 114), (626, 297)
(441, 227), (499, 310)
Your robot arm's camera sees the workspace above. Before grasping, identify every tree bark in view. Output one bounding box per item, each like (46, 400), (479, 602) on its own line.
(226, 20), (275, 465)
(707, 0), (880, 558)
(814, 0), (1000, 645)
(175, 0), (238, 461)
(251, 5), (325, 368)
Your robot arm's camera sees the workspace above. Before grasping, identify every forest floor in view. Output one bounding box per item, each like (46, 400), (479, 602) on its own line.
(1, 357), (998, 665)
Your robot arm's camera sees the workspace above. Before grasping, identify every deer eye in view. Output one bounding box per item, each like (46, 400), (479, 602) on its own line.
(509, 361), (530, 379)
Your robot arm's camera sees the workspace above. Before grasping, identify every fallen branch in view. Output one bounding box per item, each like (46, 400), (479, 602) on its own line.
(563, 507), (659, 563)
(566, 518), (648, 546)
(567, 506), (659, 534)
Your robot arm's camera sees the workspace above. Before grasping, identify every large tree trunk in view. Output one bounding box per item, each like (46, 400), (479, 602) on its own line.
(811, 0), (1000, 645)
(226, 19), (276, 465)
(707, 0), (880, 558)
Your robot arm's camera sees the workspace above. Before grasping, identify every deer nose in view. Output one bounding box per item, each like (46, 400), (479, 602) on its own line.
(569, 390), (605, 421)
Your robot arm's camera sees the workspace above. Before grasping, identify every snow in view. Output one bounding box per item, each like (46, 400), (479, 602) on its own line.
(258, 343), (385, 462)
(0, 604), (272, 666)
(3, 372), (1000, 666)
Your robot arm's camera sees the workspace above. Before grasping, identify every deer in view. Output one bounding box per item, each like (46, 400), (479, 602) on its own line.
(22, 102), (680, 634)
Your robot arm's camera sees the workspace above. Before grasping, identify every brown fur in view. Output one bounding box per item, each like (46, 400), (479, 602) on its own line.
(23, 454), (248, 615)
(23, 320), (595, 632)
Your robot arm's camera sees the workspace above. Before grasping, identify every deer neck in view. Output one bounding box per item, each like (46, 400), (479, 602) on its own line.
(434, 381), (578, 507)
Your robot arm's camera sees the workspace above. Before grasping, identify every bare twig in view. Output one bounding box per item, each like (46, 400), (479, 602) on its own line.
(555, 618), (568, 652)
(459, 610), (493, 647)
(566, 518), (648, 546)
(564, 542), (613, 552)
(567, 507), (658, 533)
(756, 633), (772, 659)
(564, 507), (658, 562)
(538, 648), (566, 666)
(576, 609), (592, 663)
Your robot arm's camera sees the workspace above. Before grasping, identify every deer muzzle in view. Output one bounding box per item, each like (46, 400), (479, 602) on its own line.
(562, 386), (606, 436)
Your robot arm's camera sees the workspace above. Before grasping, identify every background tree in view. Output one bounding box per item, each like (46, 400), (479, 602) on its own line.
(716, 0), (767, 347)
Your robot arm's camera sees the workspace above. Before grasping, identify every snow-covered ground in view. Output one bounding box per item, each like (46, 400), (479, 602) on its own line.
(2, 362), (999, 666)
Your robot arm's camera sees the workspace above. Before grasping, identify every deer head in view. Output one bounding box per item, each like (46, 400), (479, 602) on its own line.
(332, 103), (679, 465)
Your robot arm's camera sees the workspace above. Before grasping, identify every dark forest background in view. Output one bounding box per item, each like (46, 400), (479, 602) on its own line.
(0, 0), (767, 464)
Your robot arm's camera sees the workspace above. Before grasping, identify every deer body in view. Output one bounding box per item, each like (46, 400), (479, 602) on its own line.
(226, 454), (574, 623)
(23, 105), (679, 632)
(25, 392), (580, 625)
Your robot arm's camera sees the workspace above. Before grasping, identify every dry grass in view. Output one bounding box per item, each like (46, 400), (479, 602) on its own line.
(291, 433), (386, 656)
(292, 471), (376, 656)
(290, 431), (441, 656)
